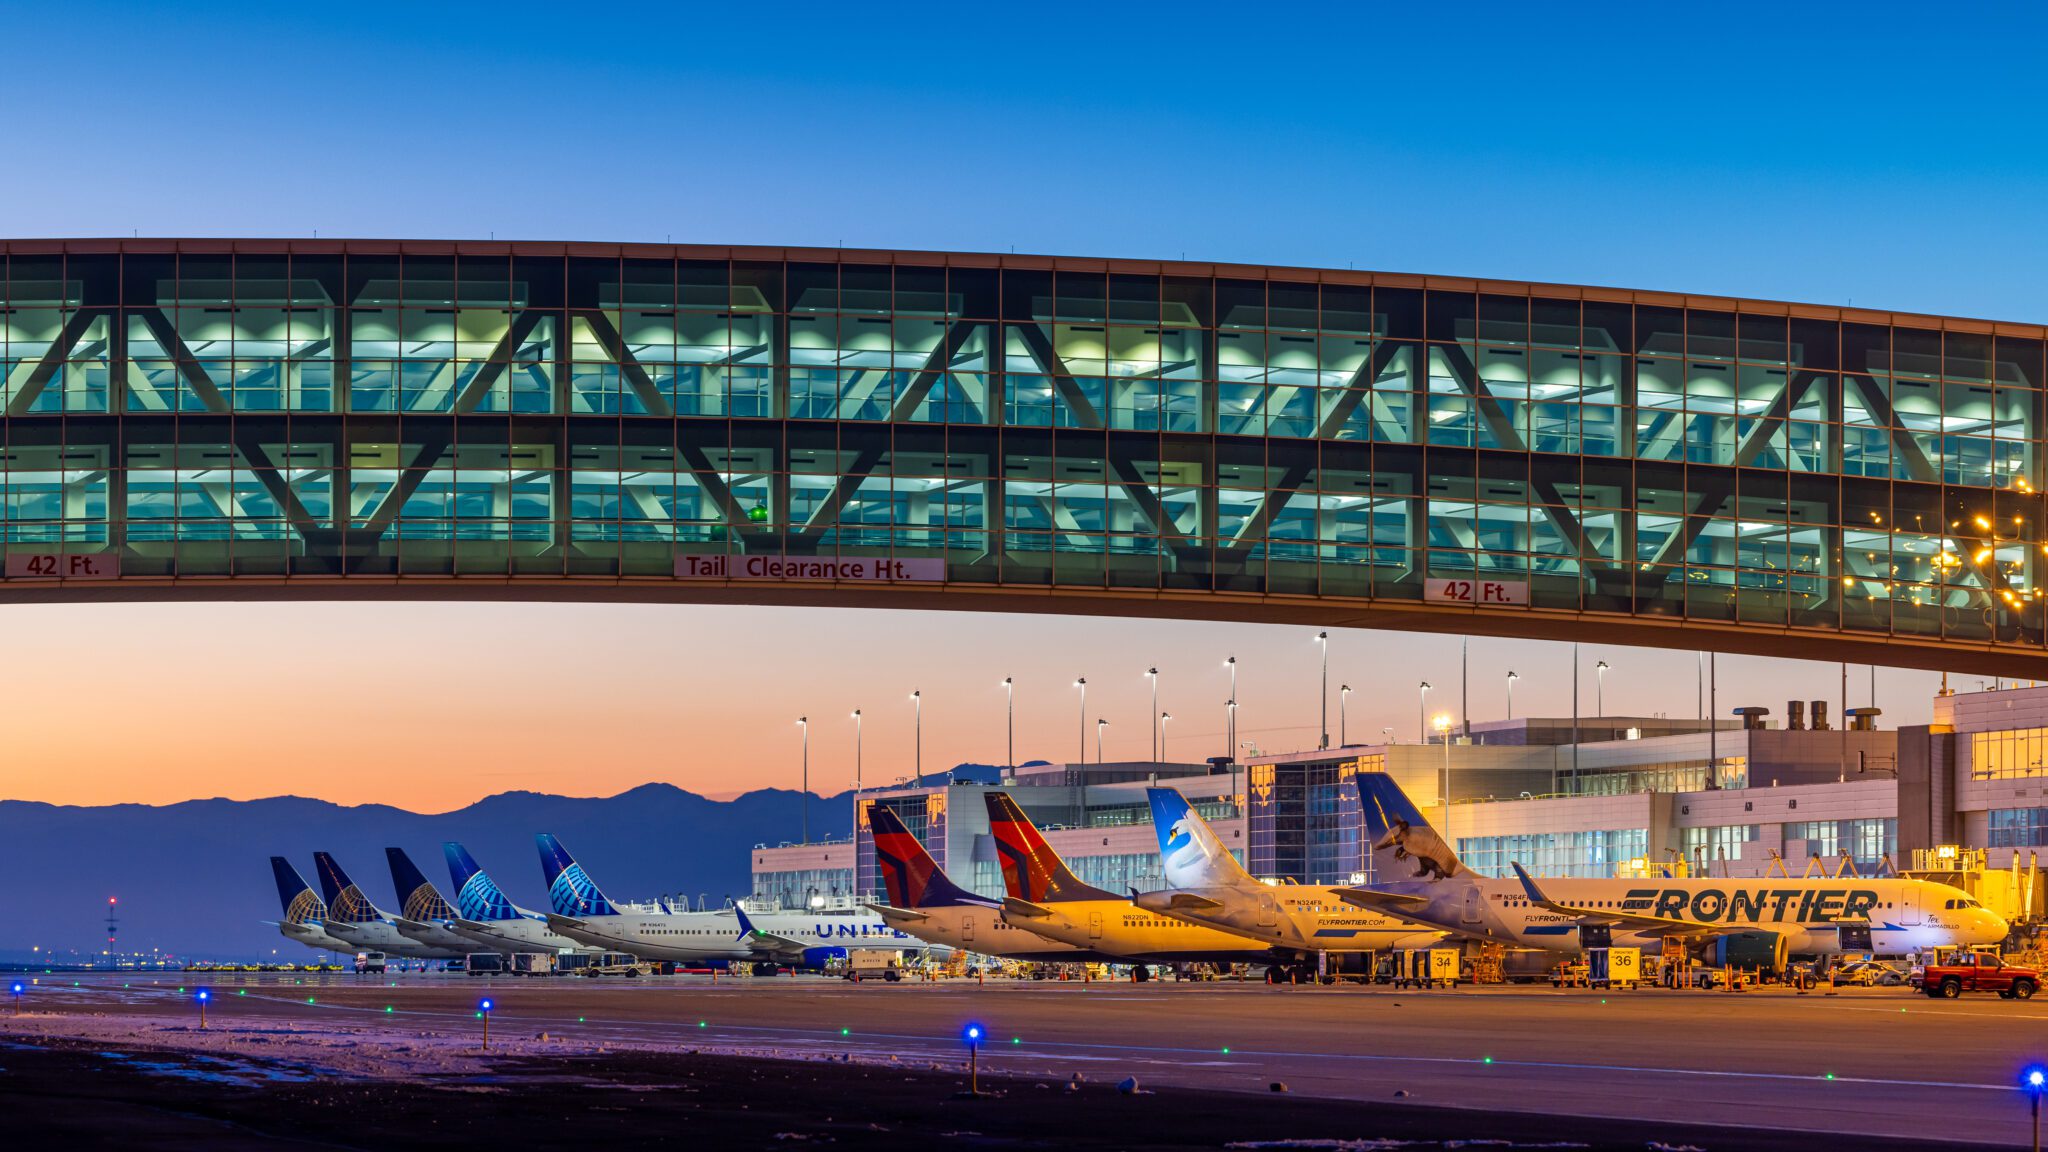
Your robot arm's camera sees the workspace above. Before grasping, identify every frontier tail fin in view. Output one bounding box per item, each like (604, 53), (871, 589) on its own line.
(386, 847), (456, 922)
(535, 834), (619, 917)
(445, 842), (520, 922)
(984, 792), (1117, 902)
(1353, 773), (1470, 883)
(271, 857), (327, 926)
(312, 852), (380, 922)
(1146, 788), (1257, 890)
(869, 805), (985, 908)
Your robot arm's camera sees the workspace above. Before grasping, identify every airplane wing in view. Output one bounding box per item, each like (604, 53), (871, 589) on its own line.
(733, 907), (810, 956)
(1002, 896), (1054, 920)
(1509, 863), (1722, 938)
(1332, 886), (1434, 911)
(863, 901), (929, 924)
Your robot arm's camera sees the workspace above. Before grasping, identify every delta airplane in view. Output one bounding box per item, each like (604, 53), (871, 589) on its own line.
(384, 847), (488, 955)
(536, 834), (921, 968)
(1130, 788), (1446, 975)
(1338, 772), (2009, 968)
(442, 842), (587, 954)
(984, 792), (1303, 972)
(864, 804), (1107, 961)
(268, 857), (355, 954)
(311, 852), (467, 960)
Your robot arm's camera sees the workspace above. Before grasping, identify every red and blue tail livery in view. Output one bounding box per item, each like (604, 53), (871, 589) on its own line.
(870, 804), (983, 909)
(984, 792), (1115, 903)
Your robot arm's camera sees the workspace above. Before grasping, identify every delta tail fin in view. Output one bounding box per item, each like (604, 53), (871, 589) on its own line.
(1146, 788), (1257, 889)
(312, 851), (381, 923)
(983, 792), (1117, 902)
(445, 842), (520, 922)
(536, 834), (619, 917)
(271, 857), (327, 926)
(386, 847), (457, 923)
(1353, 773), (1471, 883)
(869, 804), (984, 908)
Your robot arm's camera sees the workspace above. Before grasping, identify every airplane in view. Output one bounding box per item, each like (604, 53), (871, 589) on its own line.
(268, 857), (355, 955)
(863, 804), (1107, 962)
(442, 842), (587, 954)
(312, 851), (467, 960)
(536, 833), (921, 970)
(1129, 788), (1447, 979)
(985, 791), (1318, 975)
(385, 847), (489, 956)
(1336, 772), (2010, 970)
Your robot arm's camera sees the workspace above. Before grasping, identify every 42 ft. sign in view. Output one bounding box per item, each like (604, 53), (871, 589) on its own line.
(5, 553), (120, 579)
(1423, 577), (1528, 606)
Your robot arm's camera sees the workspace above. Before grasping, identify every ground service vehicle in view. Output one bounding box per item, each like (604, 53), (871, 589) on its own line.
(1920, 952), (2039, 999)
(354, 951), (387, 974)
(511, 952), (556, 976)
(838, 948), (903, 982)
(465, 952), (506, 975)
(1390, 948), (1461, 988)
(1831, 960), (1906, 987)
(1588, 947), (1640, 989)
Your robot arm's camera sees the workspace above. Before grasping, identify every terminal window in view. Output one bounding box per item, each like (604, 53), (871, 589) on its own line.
(1988, 807), (2048, 848)
(1971, 729), (2048, 780)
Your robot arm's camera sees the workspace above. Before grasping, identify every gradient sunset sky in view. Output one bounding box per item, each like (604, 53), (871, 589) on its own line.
(2, 2), (2041, 811)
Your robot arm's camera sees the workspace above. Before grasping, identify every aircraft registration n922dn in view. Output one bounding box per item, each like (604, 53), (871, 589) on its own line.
(1130, 788), (1446, 975)
(1335, 773), (2008, 968)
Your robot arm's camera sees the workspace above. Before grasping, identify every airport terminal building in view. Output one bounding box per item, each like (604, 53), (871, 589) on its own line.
(753, 682), (2048, 920)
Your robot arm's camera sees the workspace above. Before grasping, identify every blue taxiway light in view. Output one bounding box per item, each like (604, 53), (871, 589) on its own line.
(479, 999), (494, 1012)
(964, 1023), (983, 1043)
(2025, 1066), (2047, 1092)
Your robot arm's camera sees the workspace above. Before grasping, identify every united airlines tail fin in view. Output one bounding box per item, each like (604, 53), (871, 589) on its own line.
(1146, 788), (1257, 890)
(386, 847), (456, 923)
(869, 805), (984, 908)
(983, 792), (1116, 902)
(444, 842), (520, 922)
(271, 857), (327, 926)
(536, 834), (619, 917)
(312, 852), (381, 923)
(1354, 773), (1470, 883)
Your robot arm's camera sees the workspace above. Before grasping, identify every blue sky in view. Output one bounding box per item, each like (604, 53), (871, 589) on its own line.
(0, 2), (2038, 805)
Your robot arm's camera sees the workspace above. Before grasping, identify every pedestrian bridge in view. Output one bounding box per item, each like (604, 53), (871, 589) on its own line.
(2, 238), (2043, 675)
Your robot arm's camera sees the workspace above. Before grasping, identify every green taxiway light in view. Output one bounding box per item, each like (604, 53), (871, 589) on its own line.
(1825, 1073), (1836, 1080)
(385, 1006), (394, 1013)
(698, 1021), (706, 1027)
(307, 997), (316, 1004)
(1011, 1038), (1020, 1045)
(1221, 1047), (1230, 1054)
(840, 1028), (849, 1035)
(1483, 1057), (1494, 1065)
(578, 1017), (586, 1023)
(237, 990), (246, 997)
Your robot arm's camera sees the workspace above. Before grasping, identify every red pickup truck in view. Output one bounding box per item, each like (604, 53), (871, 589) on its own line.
(1919, 951), (2038, 1000)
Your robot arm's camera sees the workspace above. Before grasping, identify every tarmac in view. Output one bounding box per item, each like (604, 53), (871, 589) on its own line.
(9, 970), (2048, 1148)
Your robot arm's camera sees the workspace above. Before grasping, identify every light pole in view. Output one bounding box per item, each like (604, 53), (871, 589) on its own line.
(1506, 671), (1519, 721)
(1340, 684), (1352, 747)
(1316, 631), (1330, 749)
(1074, 678), (1087, 764)
(797, 717), (809, 844)
(478, 997), (494, 1050)
(1003, 677), (1014, 772)
(1596, 660), (1610, 718)
(1418, 681), (1432, 744)
(852, 708), (863, 832)
(1226, 656), (1237, 760)
(910, 690), (922, 781)
(1433, 712), (1455, 845)
(197, 988), (209, 1029)
(1160, 712), (1172, 760)
(1147, 667), (1159, 760)
(1097, 717), (1109, 764)
(1227, 698), (1238, 765)
(2023, 1065), (2045, 1152)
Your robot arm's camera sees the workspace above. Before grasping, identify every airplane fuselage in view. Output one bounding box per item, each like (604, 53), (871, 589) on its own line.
(1134, 884), (1448, 953)
(871, 901), (1105, 962)
(549, 907), (920, 964)
(1001, 898), (1297, 963)
(321, 917), (467, 959)
(452, 910), (587, 954)
(1354, 875), (2007, 957)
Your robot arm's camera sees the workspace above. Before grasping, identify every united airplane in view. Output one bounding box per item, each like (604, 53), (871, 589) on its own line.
(442, 842), (586, 954)
(536, 833), (920, 968)
(1338, 773), (2008, 968)
(384, 847), (486, 955)
(1130, 789), (1446, 979)
(865, 804), (1105, 961)
(986, 792), (1305, 974)
(267, 857), (355, 955)
(311, 852), (466, 960)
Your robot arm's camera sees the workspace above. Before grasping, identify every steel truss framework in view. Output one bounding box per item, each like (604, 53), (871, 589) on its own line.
(1, 239), (2046, 676)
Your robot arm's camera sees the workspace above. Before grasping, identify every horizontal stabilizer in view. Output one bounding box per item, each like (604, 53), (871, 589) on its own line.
(545, 913), (588, 932)
(1002, 896), (1054, 920)
(1160, 892), (1224, 912)
(865, 902), (929, 924)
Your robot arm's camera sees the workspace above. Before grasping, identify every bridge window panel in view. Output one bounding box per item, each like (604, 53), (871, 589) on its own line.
(1737, 313), (1787, 365)
(1635, 306), (1684, 358)
(1635, 355), (1683, 412)
(1683, 566), (1736, 621)
(348, 359), (398, 412)
(566, 363), (621, 415)
(1424, 394), (1473, 447)
(1787, 316), (1838, 371)
(1580, 405), (1623, 457)
(1687, 309), (1735, 362)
